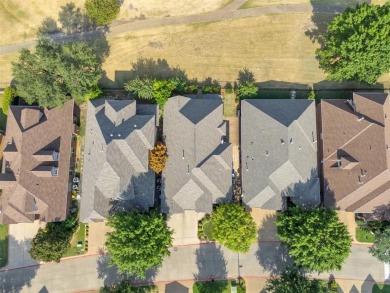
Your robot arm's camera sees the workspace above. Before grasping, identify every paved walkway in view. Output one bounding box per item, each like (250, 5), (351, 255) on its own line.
(0, 2), (344, 55)
(5, 222), (44, 270)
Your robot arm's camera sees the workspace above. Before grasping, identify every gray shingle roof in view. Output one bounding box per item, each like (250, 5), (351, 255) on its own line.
(162, 96), (232, 214)
(80, 99), (157, 223)
(241, 99), (320, 210)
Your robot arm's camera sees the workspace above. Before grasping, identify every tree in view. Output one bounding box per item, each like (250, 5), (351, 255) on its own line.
(124, 77), (186, 107)
(125, 77), (155, 100)
(211, 203), (257, 253)
(277, 207), (352, 273)
(2, 86), (14, 115)
(105, 211), (173, 278)
(12, 38), (102, 107)
(265, 266), (331, 293)
(153, 79), (178, 107)
(369, 226), (390, 262)
(29, 213), (78, 262)
(236, 82), (258, 99)
(85, 0), (120, 26)
(149, 142), (168, 174)
(316, 3), (390, 84)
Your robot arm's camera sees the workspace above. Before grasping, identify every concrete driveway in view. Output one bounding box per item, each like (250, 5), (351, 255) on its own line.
(6, 221), (45, 269)
(167, 211), (203, 246)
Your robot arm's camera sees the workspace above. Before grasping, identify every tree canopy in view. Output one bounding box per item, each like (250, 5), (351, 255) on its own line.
(85, 0), (120, 26)
(29, 213), (78, 262)
(105, 211), (173, 278)
(125, 77), (186, 107)
(265, 266), (331, 293)
(236, 82), (258, 99)
(316, 3), (390, 84)
(369, 226), (390, 263)
(149, 142), (168, 174)
(12, 38), (102, 107)
(277, 207), (352, 273)
(211, 203), (257, 253)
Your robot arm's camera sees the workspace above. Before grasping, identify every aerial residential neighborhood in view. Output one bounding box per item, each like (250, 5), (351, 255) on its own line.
(0, 0), (389, 293)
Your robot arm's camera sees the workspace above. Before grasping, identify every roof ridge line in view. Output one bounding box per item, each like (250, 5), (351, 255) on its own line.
(291, 120), (316, 152)
(323, 123), (374, 161)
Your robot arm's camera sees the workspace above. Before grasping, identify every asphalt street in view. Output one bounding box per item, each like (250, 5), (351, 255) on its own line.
(0, 242), (385, 293)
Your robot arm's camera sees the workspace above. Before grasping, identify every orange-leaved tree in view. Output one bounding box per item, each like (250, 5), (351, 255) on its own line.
(149, 142), (168, 173)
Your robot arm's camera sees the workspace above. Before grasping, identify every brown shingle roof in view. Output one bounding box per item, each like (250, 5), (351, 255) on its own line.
(0, 100), (75, 224)
(320, 93), (390, 212)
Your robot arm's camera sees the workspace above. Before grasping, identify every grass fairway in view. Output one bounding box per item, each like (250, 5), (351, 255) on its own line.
(239, 0), (387, 9)
(102, 14), (390, 90)
(0, 225), (8, 268)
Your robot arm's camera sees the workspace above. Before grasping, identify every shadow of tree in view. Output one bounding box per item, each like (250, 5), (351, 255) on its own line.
(96, 249), (127, 287)
(129, 58), (188, 80)
(238, 68), (255, 84)
(0, 236), (40, 292)
(38, 2), (110, 63)
(256, 214), (293, 274)
(371, 203), (390, 221)
(194, 243), (227, 280)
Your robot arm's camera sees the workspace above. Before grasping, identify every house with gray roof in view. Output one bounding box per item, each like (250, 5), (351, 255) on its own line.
(241, 99), (320, 210)
(80, 99), (157, 222)
(161, 96), (232, 214)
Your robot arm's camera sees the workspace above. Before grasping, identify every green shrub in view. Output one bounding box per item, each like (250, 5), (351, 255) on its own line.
(2, 86), (14, 115)
(202, 85), (221, 94)
(308, 90), (316, 100)
(186, 84), (198, 94)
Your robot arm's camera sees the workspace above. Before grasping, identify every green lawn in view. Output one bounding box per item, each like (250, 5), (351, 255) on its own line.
(63, 223), (87, 257)
(222, 93), (236, 117)
(356, 227), (375, 243)
(372, 284), (390, 293)
(0, 224), (8, 267)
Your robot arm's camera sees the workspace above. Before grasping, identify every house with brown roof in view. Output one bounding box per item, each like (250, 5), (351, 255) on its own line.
(319, 92), (390, 213)
(0, 100), (77, 224)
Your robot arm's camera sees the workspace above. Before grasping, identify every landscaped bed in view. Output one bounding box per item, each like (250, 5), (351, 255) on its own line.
(193, 279), (245, 293)
(63, 223), (87, 257)
(0, 224), (8, 267)
(198, 214), (215, 241)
